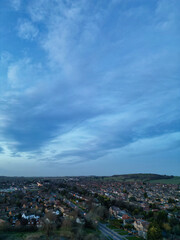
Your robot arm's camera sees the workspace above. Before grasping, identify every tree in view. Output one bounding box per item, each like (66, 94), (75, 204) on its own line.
(133, 208), (139, 215)
(21, 218), (28, 226)
(147, 211), (154, 219)
(96, 206), (109, 220)
(172, 224), (180, 236)
(75, 227), (85, 240)
(163, 223), (171, 232)
(144, 192), (148, 198)
(61, 218), (72, 230)
(156, 211), (168, 226)
(42, 212), (56, 240)
(125, 224), (134, 230)
(168, 198), (176, 203)
(169, 217), (179, 227)
(84, 233), (103, 240)
(0, 220), (10, 231)
(129, 196), (136, 202)
(147, 223), (162, 240)
(149, 203), (157, 209)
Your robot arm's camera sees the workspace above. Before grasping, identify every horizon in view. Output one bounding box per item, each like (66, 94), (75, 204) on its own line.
(0, 173), (179, 178)
(0, 0), (180, 176)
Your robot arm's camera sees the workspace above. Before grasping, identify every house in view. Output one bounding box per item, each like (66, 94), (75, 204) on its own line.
(76, 217), (85, 225)
(0, 219), (6, 226)
(109, 206), (127, 219)
(122, 214), (133, 226)
(117, 210), (129, 219)
(109, 206), (119, 215)
(36, 219), (43, 228)
(123, 218), (134, 226)
(134, 219), (150, 239)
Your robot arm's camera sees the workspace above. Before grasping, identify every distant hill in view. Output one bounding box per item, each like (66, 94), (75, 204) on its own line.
(0, 174), (180, 184)
(112, 173), (173, 181)
(90, 173), (180, 184)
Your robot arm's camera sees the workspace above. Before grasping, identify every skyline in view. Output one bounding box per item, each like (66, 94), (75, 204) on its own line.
(0, 0), (180, 176)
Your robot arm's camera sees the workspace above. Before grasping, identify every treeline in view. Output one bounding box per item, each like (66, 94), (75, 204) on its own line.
(112, 173), (173, 181)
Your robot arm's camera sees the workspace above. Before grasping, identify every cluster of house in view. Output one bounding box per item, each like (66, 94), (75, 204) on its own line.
(109, 206), (150, 239)
(75, 179), (180, 211)
(0, 178), (179, 240)
(0, 182), (75, 229)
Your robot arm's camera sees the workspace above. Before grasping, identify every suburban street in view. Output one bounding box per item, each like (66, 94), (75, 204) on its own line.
(64, 197), (127, 240)
(98, 223), (126, 240)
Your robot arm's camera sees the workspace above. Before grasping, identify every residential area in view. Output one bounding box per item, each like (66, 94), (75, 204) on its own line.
(0, 176), (179, 240)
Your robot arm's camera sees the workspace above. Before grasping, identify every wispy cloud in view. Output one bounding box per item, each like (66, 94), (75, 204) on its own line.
(0, 0), (179, 175)
(155, 0), (180, 31)
(7, 58), (43, 88)
(0, 51), (12, 65)
(0, 147), (4, 153)
(17, 19), (39, 40)
(10, 0), (21, 11)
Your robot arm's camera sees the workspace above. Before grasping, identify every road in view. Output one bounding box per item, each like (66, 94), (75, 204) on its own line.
(62, 198), (86, 217)
(98, 223), (127, 240)
(63, 197), (126, 240)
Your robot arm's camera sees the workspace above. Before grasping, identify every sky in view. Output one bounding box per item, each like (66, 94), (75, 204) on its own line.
(0, 0), (180, 176)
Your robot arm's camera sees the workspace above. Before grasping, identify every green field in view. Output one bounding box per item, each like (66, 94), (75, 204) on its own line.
(0, 232), (43, 240)
(149, 176), (180, 184)
(0, 231), (68, 240)
(114, 229), (129, 235)
(88, 174), (180, 185)
(126, 237), (144, 240)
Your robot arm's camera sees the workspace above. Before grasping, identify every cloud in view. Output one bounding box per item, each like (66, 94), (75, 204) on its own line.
(7, 62), (20, 87)
(10, 0), (21, 11)
(120, 131), (180, 157)
(0, 52), (12, 65)
(155, 0), (180, 31)
(17, 19), (38, 40)
(7, 58), (43, 88)
(0, 0), (179, 172)
(0, 147), (4, 153)
(0, 77), (102, 153)
(27, 0), (55, 22)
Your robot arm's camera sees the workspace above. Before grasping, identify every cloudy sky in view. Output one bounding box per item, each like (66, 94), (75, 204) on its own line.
(0, 0), (179, 176)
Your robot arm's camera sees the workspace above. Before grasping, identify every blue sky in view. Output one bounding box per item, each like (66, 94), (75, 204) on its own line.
(0, 0), (179, 176)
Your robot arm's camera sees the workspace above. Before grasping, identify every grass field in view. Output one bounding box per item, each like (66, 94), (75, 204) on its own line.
(126, 236), (144, 240)
(0, 231), (68, 240)
(114, 229), (129, 235)
(108, 224), (118, 229)
(149, 176), (180, 184)
(90, 174), (180, 185)
(0, 231), (43, 240)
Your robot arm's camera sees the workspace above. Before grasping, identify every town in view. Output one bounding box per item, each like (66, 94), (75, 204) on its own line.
(0, 175), (180, 240)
